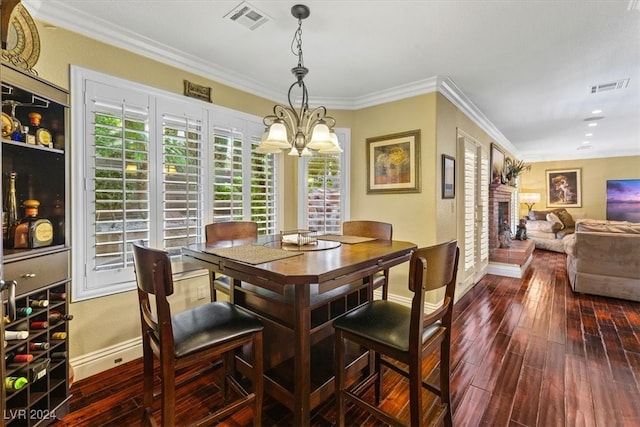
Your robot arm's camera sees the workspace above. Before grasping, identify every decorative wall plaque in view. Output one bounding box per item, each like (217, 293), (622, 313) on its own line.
(1, 2), (40, 74)
(183, 80), (212, 103)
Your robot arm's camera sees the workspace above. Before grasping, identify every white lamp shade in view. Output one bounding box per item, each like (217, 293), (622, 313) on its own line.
(255, 144), (281, 154)
(519, 193), (541, 204)
(262, 121), (291, 148)
(318, 132), (343, 153)
(306, 122), (334, 150)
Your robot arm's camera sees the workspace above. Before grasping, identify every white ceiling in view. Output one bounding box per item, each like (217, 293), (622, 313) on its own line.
(23, 0), (640, 162)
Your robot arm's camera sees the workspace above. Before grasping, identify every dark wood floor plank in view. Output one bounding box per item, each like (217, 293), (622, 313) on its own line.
(49, 249), (640, 427)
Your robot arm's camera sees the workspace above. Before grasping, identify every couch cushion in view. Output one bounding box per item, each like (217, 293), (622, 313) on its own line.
(556, 227), (575, 239)
(554, 208), (575, 228)
(576, 219), (640, 234)
(546, 212), (565, 229)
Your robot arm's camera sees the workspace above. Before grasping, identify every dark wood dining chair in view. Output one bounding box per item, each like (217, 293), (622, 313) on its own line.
(132, 241), (264, 427)
(333, 240), (459, 427)
(205, 221), (258, 301)
(342, 220), (393, 299)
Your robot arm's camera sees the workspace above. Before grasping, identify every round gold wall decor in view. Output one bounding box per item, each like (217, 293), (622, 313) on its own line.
(1, 3), (40, 74)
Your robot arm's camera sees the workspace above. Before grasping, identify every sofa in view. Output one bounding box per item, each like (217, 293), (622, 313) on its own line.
(525, 208), (579, 252)
(563, 219), (640, 302)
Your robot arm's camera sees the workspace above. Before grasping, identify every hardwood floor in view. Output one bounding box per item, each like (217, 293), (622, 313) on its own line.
(51, 249), (640, 426)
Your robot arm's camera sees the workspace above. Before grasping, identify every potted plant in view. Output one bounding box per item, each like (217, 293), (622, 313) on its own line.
(505, 159), (530, 186)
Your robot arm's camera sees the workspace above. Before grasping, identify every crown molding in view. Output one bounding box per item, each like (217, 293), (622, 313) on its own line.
(24, 0), (519, 157)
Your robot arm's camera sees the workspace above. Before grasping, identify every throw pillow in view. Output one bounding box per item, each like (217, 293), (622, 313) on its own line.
(529, 210), (548, 221)
(546, 212), (565, 229)
(554, 208), (575, 228)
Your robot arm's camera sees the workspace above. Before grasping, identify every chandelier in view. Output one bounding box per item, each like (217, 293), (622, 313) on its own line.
(257, 4), (342, 157)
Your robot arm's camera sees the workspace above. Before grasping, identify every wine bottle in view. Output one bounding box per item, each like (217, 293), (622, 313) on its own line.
(30, 299), (49, 308)
(5, 376), (28, 390)
(4, 172), (18, 246)
(48, 311), (73, 325)
(30, 342), (50, 351)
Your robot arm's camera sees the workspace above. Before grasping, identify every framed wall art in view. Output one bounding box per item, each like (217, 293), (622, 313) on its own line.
(366, 129), (420, 194)
(490, 143), (505, 184)
(546, 168), (582, 207)
(442, 154), (455, 199)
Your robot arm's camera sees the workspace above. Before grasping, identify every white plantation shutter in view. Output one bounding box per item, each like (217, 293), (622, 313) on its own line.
(249, 135), (278, 234)
(212, 127), (244, 221)
(299, 129), (350, 233)
(306, 155), (342, 234)
(160, 110), (204, 256)
(463, 139), (477, 277)
(479, 146), (490, 265)
(212, 118), (278, 235)
(74, 69), (208, 300)
(84, 81), (152, 291)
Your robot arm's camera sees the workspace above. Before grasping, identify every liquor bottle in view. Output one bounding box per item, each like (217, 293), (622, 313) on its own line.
(50, 118), (65, 150)
(23, 125), (35, 144)
(28, 112), (52, 147)
(10, 199), (54, 248)
(4, 172), (18, 245)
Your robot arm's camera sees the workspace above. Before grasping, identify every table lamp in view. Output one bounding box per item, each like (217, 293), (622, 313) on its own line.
(519, 192), (541, 213)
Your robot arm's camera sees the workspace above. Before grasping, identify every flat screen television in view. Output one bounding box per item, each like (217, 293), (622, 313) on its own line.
(606, 179), (640, 222)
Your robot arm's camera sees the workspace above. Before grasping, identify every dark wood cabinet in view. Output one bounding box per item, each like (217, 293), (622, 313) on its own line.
(1, 64), (71, 426)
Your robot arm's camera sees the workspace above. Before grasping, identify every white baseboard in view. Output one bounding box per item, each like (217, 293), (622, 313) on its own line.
(71, 337), (142, 382)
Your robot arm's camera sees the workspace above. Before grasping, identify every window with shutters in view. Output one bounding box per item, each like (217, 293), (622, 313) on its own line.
(298, 129), (350, 233)
(212, 113), (279, 235)
(72, 67), (208, 301)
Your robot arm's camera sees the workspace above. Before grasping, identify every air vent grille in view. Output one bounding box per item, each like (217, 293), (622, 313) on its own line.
(590, 78), (630, 94)
(224, 1), (270, 30)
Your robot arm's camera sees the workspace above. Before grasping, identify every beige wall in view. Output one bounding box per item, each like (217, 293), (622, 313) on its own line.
(519, 156), (640, 220)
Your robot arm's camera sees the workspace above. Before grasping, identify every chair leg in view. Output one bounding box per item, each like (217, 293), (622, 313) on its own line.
(409, 355), (423, 426)
(252, 332), (264, 427)
(335, 329), (346, 427)
(160, 357), (176, 425)
(441, 339), (453, 427)
(142, 337), (154, 410)
(374, 351), (382, 405)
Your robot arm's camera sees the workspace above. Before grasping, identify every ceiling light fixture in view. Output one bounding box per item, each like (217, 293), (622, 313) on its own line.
(257, 4), (342, 157)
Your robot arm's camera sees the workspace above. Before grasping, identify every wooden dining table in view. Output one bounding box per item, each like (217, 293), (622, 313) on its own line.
(182, 234), (416, 426)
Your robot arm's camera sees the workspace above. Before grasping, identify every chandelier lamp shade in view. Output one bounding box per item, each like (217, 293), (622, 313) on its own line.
(519, 192), (541, 212)
(257, 4), (342, 157)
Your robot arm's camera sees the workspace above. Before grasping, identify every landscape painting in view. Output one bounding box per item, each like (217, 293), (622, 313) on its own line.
(606, 179), (640, 222)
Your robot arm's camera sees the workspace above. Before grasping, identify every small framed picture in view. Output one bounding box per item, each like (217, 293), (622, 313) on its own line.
(442, 154), (455, 199)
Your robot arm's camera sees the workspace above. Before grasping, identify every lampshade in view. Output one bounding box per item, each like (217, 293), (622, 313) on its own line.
(306, 121), (334, 150)
(318, 131), (343, 154)
(262, 120), (291, 148)
(519, 193), (541, 204)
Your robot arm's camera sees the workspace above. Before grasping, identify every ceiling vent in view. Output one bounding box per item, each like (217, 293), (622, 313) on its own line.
(224, 1), (271, 30)
(590, 78), (630, 94)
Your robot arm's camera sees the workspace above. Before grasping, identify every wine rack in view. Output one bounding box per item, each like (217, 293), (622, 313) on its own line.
(1, 63), (71, 426)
